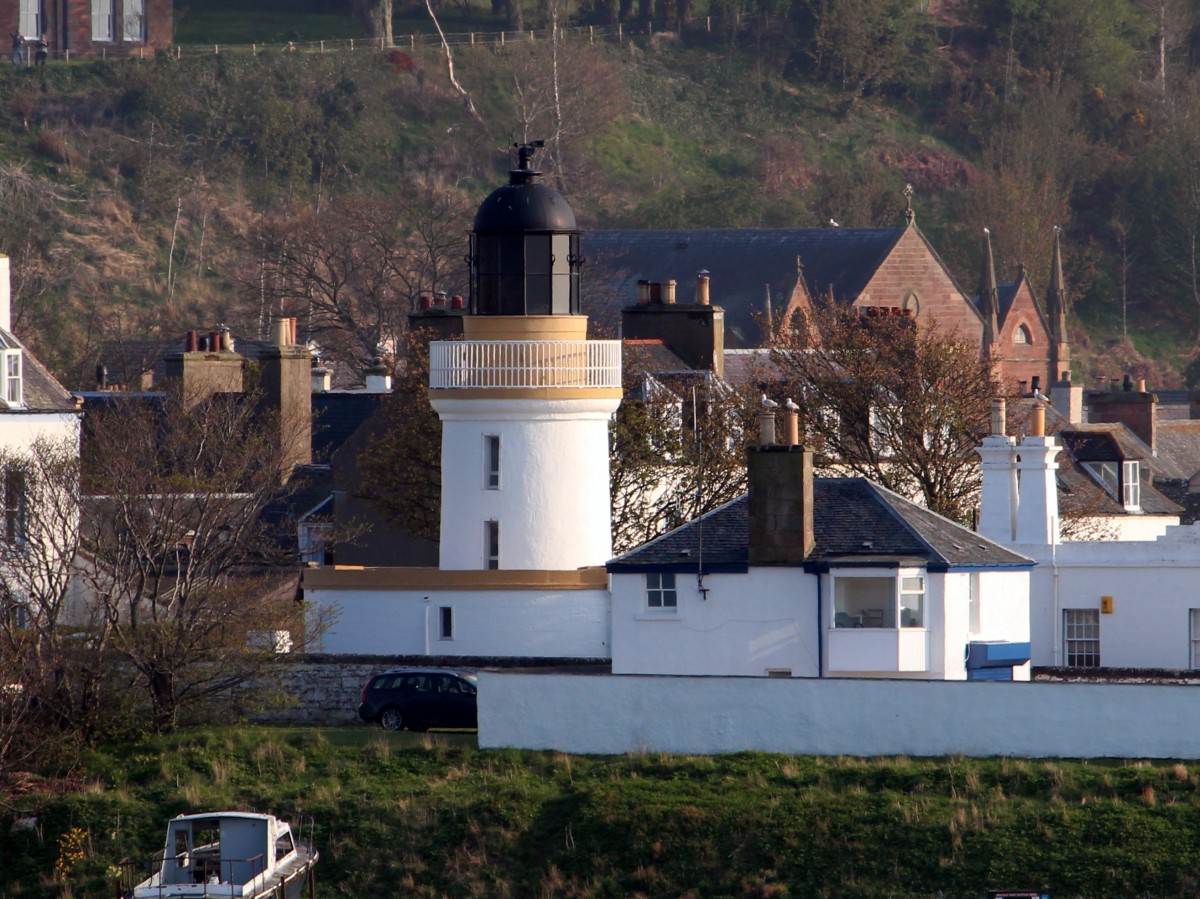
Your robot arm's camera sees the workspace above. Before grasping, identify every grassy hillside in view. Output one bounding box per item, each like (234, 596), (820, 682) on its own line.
(0, 1), (1197, 387)
(4, 727), (1200, 898)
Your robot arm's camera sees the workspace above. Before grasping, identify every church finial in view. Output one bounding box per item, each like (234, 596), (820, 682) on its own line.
(1046, 225), (1069, 352)
(903, 183), (915, 224)
(978, 227), (1000, 347)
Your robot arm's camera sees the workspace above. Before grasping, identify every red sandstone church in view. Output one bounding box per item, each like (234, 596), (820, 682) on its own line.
(1, 0), (172, 60)
(587, 215), (1071, 393)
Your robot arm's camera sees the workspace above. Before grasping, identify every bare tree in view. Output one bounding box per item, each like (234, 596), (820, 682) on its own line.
(247, 188), (470, 366)
(772, 306), (1000, 524)
(79, 389), (323, 731)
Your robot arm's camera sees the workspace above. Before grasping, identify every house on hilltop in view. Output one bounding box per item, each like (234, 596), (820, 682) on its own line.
(1, 0), (171, 60)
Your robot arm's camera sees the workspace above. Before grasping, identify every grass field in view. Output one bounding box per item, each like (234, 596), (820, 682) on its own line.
(5, 727), (1200, 897)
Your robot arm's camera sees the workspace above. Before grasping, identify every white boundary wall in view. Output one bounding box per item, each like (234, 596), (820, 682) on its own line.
(478, 672), (1200, 758)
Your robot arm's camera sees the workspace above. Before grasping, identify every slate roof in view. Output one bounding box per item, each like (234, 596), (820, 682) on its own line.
(585, 228), (905, 348)
(1154, 420), (1200, 481)
(622, 339), (691, 374)
(311, 393), (386, 463)
(608, 478), (1032, 573)
(12, 332), (78, 413)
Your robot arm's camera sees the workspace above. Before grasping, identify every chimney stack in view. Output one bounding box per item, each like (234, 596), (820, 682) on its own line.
(758, 411), (776, 445)
(1051, 370), (1082, 424)
(1088, 375), (1157, 451)
(165, 324), (244, 410)
(364, 358), (392, 393)
(976, 399), (1018, 544)
(747, 444), (816, 564)
(259, 316), (312, 477)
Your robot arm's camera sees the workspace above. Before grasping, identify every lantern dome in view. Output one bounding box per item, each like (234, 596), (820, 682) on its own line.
(469, 142), (582, 317)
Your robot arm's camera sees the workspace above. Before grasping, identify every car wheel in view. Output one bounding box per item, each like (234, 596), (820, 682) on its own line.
(379, 707), (404, 731)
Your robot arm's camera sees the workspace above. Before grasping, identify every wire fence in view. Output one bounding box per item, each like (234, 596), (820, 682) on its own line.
(5, 13), (749, 65)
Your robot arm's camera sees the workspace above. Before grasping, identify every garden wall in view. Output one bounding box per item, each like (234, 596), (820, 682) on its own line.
(477, 671), (1200, 758)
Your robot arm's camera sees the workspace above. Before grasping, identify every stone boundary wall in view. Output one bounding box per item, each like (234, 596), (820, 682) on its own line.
(249, 655), (607, 726)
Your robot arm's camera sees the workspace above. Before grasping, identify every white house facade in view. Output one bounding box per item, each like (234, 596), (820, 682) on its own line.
(609, 438), (1034, 681)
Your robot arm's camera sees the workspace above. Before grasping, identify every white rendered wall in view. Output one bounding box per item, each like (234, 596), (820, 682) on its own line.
(1023, 523), (1200, 669)
(432, 397), (620, 571)
(611, 567), (1030, 681)
(308, 586), (610, 658)
(0, 412), (79, 453)
(478, 672), (1200, 757)
(611, 568), (820, 677)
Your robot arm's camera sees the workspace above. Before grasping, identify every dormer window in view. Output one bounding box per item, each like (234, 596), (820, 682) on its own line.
(1122, 460), (1140, 510)
(3, 350), (22, 407)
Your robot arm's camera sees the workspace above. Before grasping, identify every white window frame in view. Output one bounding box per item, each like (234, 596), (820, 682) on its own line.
(92, 0), (114, 42)
(1191, 609), (1200, 669)
(831, 568), (927, 629)
(3, 350), (21, 408)
(484, 435), (500, 490)
(646, 572), (677, 610)
(18, 0), (39, 43)
(439, 606), (453, 640)
(1122, 460), (1140, 510)
(485, 520), (499, 570)
(1063, 609), (1100, 668)
(123, 0), (146, 42)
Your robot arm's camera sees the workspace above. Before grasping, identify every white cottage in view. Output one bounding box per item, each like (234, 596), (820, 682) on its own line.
(609, 427), (1035, 680)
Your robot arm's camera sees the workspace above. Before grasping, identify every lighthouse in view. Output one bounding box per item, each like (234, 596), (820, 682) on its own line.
(429, 144), (623, 572)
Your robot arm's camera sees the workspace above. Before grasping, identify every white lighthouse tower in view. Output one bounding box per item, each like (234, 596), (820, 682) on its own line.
(429, 144), (623, 572)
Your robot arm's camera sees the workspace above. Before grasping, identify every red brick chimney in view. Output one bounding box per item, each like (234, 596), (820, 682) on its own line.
(1088, 375), (1157, 451)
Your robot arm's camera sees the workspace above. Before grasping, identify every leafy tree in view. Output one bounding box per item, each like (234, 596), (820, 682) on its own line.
(772, 306), (1001, 523)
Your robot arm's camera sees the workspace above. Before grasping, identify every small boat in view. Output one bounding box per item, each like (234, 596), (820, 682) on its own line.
(120, 811), (318, 899)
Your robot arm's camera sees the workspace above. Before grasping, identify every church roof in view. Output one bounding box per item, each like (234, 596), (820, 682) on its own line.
(585, 228), (905, 347)
(609, 478), (1031, 573)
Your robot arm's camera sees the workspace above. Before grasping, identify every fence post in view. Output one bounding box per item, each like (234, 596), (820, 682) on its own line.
(320, 40), (324, 52)
(529, 29), (534, 40)
(410, 34), (415, 49)
(214, 45), (219, 54)
(589, 25), (593, 43)
(706, 15), (710, 30)
(617, 23), (622, 41)
(470, 32), (475, 45)
(252, 42), (256, 54)
(500, 31), (505, 45)
(350, 38), (354, 51)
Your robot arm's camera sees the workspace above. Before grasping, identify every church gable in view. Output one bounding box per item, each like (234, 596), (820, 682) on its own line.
(996, 278), (1053, 391)
(854, 226), (983, 342)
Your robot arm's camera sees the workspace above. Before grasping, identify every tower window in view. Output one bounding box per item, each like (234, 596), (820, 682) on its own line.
(439, 606), (453, 640)
(485, 520), (499, 570)
(485, 435), (500, 489)
(1014, 325), (1032, 345)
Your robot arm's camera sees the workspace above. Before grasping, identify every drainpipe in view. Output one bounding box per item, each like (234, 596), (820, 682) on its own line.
(816, 573), (824, 677)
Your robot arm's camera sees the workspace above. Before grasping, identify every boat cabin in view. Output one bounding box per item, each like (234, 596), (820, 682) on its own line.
(154, 813), (294, 890)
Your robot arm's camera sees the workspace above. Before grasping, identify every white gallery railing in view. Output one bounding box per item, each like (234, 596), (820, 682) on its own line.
(429, 340), (622, 389)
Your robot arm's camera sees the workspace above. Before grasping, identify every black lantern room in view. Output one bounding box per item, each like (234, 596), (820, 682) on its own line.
(470, 142), (582, 316)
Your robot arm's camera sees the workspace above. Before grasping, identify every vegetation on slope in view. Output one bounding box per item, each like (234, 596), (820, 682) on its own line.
(6, 0), (1200, 387)
(4, 727), (1200, 898)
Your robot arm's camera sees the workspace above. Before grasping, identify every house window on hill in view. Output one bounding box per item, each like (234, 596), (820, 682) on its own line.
(123, 0), (146, 42)
(91, 0), (114, 41)
(18, 0), (39, 43)
(1014, 325), (1032, 344)
(1063, 609), (1100, 668)
(3, 350), (21, 407)
(646, 572), (677, 610)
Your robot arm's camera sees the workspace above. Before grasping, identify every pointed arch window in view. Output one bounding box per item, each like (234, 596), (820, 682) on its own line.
(1014, 325), (1032, 345)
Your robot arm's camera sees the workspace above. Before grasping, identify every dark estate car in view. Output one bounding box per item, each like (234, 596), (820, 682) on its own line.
(358, 668), (478, 731)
